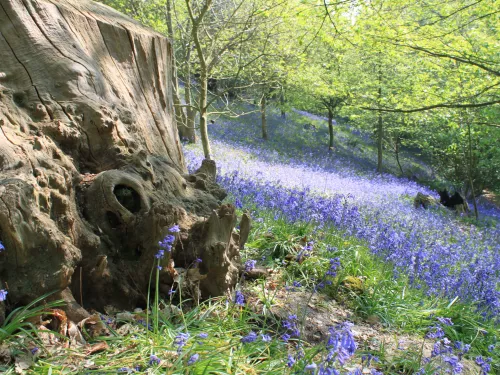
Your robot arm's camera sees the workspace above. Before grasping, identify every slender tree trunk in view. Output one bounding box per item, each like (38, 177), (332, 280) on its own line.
(199, 69), (212, 159)
(165, 0), (191, 141)
(184, 48), (197, 143)
(280, 87), (286, 119)
(395, 136), (404, 175)
(261, 94), (268, 140)
(328, 107), (334, 150)
(377, 59), (384, 173)
(377, 112), (383, 173)
(185, 0), (212, 158)
(467, 121), (479, 220)
(377, 60), (383, 173)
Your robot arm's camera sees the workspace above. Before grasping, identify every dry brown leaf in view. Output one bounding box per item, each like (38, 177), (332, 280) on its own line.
(85, 341), (109, 356)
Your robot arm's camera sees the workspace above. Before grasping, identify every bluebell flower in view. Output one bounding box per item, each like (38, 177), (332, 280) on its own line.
(0, 289), (8, 302)
(198, 332), (208, 339)
(426, 325), (445, 339)
(0, 241), (5, 252)
(319, 366), (340, 375)
(244, 259), (257, 272)
(475, 356), (492, 375)
(305, 363), (317, 372)
(169, 224), (180, 233)
(30, 347), (39, 355)
(187, 353), (199, 365)
(437, 317), (454, 326)
(241, 331), (257, 343)
(487, 344), (495, 352)
(234, 290), (245, 306)
(443, 355), (463, 374)
(287, 354), (295, 367)
(149, 354), (161, 366)
(261, 334), (272, 342)
(281, 333), (291, 342)
(174, 332), (190, 352)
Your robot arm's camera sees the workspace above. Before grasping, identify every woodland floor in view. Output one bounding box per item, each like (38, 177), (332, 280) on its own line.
(1, 106), (499, 374)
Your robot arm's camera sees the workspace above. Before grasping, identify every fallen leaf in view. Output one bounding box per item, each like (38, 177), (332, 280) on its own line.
(85, 341), (109, 356)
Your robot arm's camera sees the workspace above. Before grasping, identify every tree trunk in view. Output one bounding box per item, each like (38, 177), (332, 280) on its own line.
(165, 0), (193, 143)
(377, 62), (383, 173)
(467, 121), (479, 220)
(377, 112), (383, 173)
(184, 51), (197, 143)
(261, 94), (268, 140)
(199, 70), (212, 159)
(328, 108), (334, 149)
(0, 0), (240, 320)
(280, 87), (286, 119)
(394, 136), (404, 175)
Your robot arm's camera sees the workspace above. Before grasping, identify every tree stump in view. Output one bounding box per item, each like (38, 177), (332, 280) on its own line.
(0, 0), (240, 320)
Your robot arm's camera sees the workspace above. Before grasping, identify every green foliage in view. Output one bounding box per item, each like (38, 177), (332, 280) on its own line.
(0, 292), (64, 343)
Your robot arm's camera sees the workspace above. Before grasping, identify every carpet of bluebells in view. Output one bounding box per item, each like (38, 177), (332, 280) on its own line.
(184, 109), (500, 324)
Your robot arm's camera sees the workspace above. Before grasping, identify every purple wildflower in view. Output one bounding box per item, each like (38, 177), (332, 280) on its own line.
(437, 317), (454, 326)
(198, 332), (208, 339)
(0, 241), (5, 252)
(0, 289), (7, 302)
(305, 363), (317, 372)
(234, 290), (245, 306)
(244, 259), (257, 272)
(287, 354), (295, 367)
(241, 331), (258, 343)
(187, 353), (199, 365)
(319, 366), (340, 375)
(261, 334), (272, 342)
(443, 355), (464, 374)
(426, 325), (445, 339)
(169, 224), (180, 233)
(174, 332), (190, 352)
(149, 354), (161, 366)
(475, 356), (492, 375)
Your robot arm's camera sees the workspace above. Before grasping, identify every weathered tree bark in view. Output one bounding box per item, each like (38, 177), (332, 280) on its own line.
(0, 0), (241, 320)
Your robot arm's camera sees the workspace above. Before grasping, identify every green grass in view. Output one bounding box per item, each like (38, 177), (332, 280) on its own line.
(1, 204), (498, 374)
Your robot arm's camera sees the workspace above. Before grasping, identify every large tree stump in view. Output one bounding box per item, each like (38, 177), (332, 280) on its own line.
(0, 0), (240, 320)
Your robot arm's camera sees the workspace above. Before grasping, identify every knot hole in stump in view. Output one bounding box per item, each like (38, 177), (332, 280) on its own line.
(113, 184), (141, 213)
